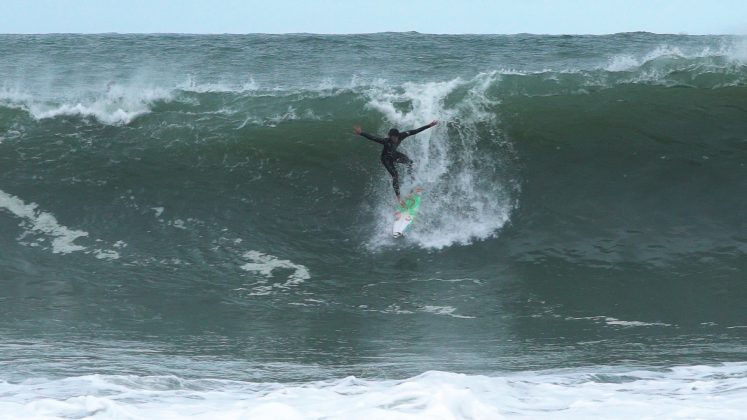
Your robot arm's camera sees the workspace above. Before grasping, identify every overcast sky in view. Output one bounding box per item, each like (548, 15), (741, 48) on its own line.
(2, 0), (747, 35)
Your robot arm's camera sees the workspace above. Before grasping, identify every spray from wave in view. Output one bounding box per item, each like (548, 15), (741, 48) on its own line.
(362, 74), (517, 248)
(0, 83), (173, 125)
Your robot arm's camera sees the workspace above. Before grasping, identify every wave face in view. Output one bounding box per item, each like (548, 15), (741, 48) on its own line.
(1, 33), (746, 418)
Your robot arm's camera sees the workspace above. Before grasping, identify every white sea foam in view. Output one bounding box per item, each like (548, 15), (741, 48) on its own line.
(0, 188), (122, 258)
(567, 316), (673, 328)
(239, 250), (310, 295)
(93, 249), (120, 261)
(1, 83), (172, 125)
(0, 189), (88, 254)
(171, 219), (187, 230)
(604, 42), (747, 73)
(725, 37), (747, 64)
(2, 363), (747, 419)
(0, 87), (32, 105)
(364, 73), (516, 249)
(605, 45), (687, 72)
(605, 54), (642, 72)
(421, 305), (475, 319)
(361, 303), (474, 318)
(177, 75), (260, 93)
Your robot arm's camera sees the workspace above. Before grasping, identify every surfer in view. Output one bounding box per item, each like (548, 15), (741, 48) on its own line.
(353, 120), (438, 205)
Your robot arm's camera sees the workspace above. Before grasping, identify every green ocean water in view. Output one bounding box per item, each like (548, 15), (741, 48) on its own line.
(0, 32), (746, 398)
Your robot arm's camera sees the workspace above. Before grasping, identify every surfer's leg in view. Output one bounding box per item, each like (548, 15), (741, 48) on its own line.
(381, 157), (401, 198)
(394, 152), (414, 178)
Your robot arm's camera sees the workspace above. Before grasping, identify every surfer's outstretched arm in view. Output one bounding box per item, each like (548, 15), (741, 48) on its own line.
(354, 125), (385, 144)
(400, 120), (438, 140)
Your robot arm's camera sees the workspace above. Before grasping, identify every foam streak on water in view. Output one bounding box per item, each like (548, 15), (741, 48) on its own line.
(0, 189), (121, 259)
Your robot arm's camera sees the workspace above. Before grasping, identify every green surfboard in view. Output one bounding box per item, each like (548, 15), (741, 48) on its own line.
(392, 189), (422, 238)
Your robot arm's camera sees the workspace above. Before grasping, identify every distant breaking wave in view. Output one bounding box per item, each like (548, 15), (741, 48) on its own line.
(1, 41), (746, 126)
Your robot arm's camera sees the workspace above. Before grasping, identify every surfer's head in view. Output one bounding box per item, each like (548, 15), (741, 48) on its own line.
(388, 128), (399, 140)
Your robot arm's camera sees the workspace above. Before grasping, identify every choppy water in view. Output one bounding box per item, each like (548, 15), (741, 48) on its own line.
(1, 33), (746, 419)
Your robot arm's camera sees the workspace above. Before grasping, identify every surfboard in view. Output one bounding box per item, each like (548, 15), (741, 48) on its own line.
(392, 188), (422, 238)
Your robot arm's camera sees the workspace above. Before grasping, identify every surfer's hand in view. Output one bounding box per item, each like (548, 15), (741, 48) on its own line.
(353, 125), (362, 135)
(429, 120), (438, 127)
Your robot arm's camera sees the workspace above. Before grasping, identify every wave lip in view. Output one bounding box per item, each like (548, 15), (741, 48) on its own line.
(597, 42), (747, 89)
(604, 42), (747, 72)
(0, 84), (173, 125)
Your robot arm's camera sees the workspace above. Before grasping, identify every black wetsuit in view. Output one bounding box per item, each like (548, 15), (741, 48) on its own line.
(359, 124), (433, 197)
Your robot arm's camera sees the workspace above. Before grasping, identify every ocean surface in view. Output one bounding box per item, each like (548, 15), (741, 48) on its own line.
(0, 32), (746, 419)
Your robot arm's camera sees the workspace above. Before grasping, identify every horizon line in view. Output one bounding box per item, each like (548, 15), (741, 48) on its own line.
(1, 30), (743, 36)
